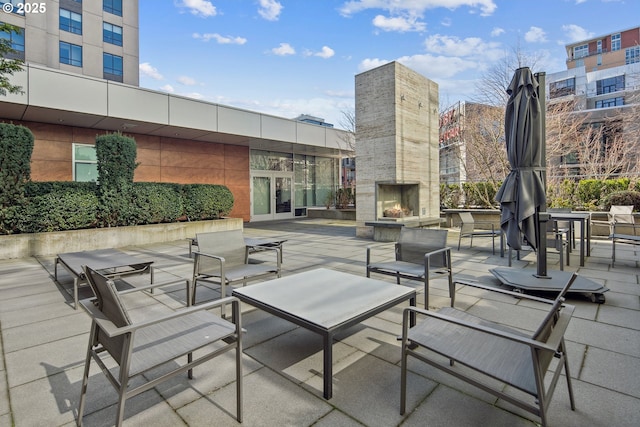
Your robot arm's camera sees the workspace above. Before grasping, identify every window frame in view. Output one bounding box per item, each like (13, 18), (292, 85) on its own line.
(72, 143), (98, 182)
(103, 52), (123, 81)
(103, 0), (122, 16)
(103, 22), (123, 46)
(595, 97), (624, 109)
(626, 46), (640, 65)
(611, 33), (621, 51)
(59, 41), (83, 67)
(596, 75), (625, 95)
(60, 8), (82, 35)
(573, 44), (588, 59)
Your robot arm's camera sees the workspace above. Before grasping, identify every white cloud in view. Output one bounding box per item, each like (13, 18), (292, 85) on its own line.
(193, 33), (247, 44)
(159, 84), (174, 93)
(372, 14), (426, 32)
(271, 43), (295, 56)
(139, 62), (163, 80)
(561, 24), (595, 43)
(183, 92), (206, 100)
(340, 0), (497, 17)
(525, 26), (547, 43)
(178, 76), (197, 85)
(490, 27), (504, 37)
(424, 34), (503, 61)
(315, 46), (335, 59)
(179, 0), (217, 17)
(258, 0), (283, 21)
(358, 53), (478, 80)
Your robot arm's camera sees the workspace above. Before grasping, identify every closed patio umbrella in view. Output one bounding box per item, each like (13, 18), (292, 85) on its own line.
(495, 67), (547, 275)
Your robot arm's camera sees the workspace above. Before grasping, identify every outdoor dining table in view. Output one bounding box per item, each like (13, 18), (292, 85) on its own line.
(54, 248), (154, 309)
(232, 268), (416, 399)
(549, 211), (591, 266)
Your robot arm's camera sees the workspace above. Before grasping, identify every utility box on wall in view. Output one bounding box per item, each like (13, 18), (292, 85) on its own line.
(354, 61), (440, 238)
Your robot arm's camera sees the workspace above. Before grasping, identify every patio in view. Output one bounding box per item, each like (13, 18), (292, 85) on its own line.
(0, 218), (638, 426)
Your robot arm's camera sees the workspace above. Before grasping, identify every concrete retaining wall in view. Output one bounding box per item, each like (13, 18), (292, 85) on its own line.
(0, 218), (243, 259)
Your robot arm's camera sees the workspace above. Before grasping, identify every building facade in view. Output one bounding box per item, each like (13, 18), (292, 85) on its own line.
(0, 0), (352, 222)
(1, 0), (139, 85)
(547, 26), (640, 180)
(565, 26), (640, 72)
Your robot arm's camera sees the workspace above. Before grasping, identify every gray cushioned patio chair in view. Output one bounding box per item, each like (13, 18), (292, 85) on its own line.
(77, 266), (243, 427)
(457, 211), (503, 255)
(400, 274), (577, 427)
(192, 230), (281, 312)
(366, 228), (453, 308)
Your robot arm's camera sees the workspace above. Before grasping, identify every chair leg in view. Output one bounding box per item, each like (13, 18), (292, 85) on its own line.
(77, 324), (96, 426)
(561, 338), (576, 410)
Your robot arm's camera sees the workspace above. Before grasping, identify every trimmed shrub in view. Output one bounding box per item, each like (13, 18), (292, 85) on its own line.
(0, 123), (33, 209)
(22, 189), (98, 232)
(95, 132), (138, 227)
(604, 190), (640, 212)
(182, 184), (234, 220)
(130, 183), (183, 224)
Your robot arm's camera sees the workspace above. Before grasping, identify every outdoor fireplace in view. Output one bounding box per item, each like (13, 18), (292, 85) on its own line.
(376, 182), (419, 221)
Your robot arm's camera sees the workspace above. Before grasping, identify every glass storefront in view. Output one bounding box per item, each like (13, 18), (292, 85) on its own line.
(251, 150), (338, 220)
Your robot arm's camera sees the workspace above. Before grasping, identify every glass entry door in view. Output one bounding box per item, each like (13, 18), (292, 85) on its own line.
(251, 172), (293, 221)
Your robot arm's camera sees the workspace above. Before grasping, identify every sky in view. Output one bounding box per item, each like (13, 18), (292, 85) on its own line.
(138, 0), (639, 129)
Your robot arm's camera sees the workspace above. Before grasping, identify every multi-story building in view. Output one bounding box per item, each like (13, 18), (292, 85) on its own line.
(565, 26), (639, 72)
(547, 26), (640, 180)
(1, 0), (139, 85)
(0, 0), (351, 222)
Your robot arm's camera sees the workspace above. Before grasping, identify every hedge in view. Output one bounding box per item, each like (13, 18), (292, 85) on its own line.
(0, 182), (234, 234)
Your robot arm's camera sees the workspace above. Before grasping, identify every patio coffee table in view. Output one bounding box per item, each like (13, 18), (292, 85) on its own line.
(232, 268), (416, 399)
(54, 248), (154, 309)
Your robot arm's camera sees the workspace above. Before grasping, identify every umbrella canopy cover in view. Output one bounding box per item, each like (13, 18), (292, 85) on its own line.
(496, 67), (546, 251)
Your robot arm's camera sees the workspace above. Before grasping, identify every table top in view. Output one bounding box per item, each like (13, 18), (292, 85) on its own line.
(57, 248), (153, 277)
(548, 212), (590, 220)
(232, 268), (415, 330)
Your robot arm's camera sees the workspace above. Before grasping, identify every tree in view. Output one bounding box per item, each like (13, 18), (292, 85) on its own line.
(337, 109), (356, 151)
(0, 23), (24, 96)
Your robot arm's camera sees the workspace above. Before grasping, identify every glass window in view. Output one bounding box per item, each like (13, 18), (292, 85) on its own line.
(103, 22), (123, 46)
(626, 46), (640, 65)
(73, 144), (98, 182)
(595, 97), (624, 108)
(611, 33), (620, 51)
(103, 52), (123, 79)
(549, 78), (575, 99)
(250, 150), (293, 171)
(573, 44), (588, 59)
(0, 25), (25, 52)
(0, 1), (24, 15)
(596, 75), (624, 95)
(60, 41), (82, 66)
(60, 9), (82, 35)
(597, 40), (602, 53)
(103, 0), (122, 16)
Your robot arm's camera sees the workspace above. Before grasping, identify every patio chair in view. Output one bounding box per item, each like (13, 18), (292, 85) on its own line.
(366, 228), (453, 308)
(591, 205), (634, 236)
(508, 222), (569, 271)
(456, 212), (503, 255)
(192, 230), (281, 310)
(606, 207), (639, 266)
(548, 207), (575, 250)
(400, 274), (577, 427)
(77, 266), (243, 426)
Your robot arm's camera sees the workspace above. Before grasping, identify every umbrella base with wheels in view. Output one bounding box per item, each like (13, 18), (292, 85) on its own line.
(490, 267), (609, 303)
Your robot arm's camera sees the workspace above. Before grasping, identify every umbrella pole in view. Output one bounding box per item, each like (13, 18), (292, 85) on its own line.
(535, 72), (548, 278)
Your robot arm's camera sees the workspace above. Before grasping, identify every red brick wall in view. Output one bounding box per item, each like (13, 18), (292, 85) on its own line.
(6, 120), (250, 221)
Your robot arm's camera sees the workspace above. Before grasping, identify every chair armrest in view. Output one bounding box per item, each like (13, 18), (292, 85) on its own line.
(87, 296), (242, 338)
(117, 278), (189, 296)
(401, 306), (557, 352)
(249, 245), (281, 269)
(423, 246), (452, 267)
(454, 278), (559, 305)
(193, 251), (226, 274)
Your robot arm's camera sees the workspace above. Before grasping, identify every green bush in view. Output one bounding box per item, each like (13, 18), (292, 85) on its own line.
(182, 184), (234, 220)
(96, 132), (138, 227)
(603, 190), (640, 212)
(0, 123), (34, 232)
(130, 183), (183, 224)
(462, 182), (498, 208)
(440, 184), (463, 209)
(22, 189), (98, 232)
(24, 181), (97, 197)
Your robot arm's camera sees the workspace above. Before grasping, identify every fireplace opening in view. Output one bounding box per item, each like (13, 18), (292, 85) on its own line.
(376, 182), (419, 221)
